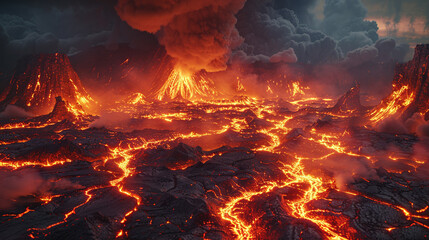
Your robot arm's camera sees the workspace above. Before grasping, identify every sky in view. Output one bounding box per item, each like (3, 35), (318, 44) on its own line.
(312, 0), (429, 46)
(363, 0), (429, 46)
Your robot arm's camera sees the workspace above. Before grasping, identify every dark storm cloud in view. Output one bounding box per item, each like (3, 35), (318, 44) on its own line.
(321, 0), (378, 40)
(233, 0), (412, 98)
(0, 0), (156, 75)
(272, 0), (319, 26)
(235, 0), (340, 64)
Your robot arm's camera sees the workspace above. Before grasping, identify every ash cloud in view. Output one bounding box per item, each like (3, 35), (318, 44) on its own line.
(232, 0), (412, 98)
(235, 0), (341, 64)
(235, 0), (409, 62)
(269, 48), (298, 63)
(115, 0), (247, 73)
(321, 0), (378, 43)
(272, 0), (319, 26)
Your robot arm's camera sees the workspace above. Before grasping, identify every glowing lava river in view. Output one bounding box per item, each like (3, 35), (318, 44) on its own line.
(0, 47), (429, 240)
(0, 92), (428, 240)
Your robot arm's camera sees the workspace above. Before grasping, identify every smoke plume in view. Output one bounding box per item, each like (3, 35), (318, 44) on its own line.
(115, 0), (247, 73)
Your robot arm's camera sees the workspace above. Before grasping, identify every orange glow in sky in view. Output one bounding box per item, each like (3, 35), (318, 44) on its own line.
(366, 16), (429, 45)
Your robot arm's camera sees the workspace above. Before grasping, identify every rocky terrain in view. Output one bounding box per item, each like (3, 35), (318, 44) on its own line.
(0, 46), (428, 240)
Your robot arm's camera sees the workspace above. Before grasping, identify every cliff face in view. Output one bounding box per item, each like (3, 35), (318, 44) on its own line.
(368, 44), (429, 124)
(0, 53), (94, 115)
(395, 45), (429, 120)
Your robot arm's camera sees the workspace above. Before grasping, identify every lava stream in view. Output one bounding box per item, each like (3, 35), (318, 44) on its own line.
(217, 108), (347, 239)
(219, 157), (346, 240)
(105, 126), (235, 237)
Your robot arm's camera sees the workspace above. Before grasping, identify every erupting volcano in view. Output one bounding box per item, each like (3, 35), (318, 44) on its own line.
(155, 67), (218, 101)
(1, 1), (429, 240)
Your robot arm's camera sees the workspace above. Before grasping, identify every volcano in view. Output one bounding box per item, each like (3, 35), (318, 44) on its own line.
(0, 53), (94, 115)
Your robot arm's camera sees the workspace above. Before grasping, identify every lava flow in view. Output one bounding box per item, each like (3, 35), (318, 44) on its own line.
(1, 45), (429, 240)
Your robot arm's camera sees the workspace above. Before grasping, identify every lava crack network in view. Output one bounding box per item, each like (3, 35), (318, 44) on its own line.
(1, 46), (429, 240)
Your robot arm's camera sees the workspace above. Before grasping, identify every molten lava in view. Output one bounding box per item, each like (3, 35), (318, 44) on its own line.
(0, 53), (95, 115)
(368, 85), (415, 124)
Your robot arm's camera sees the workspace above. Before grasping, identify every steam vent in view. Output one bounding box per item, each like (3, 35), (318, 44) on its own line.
(0, 53), (93, 115)
(1, 1), (429, 240)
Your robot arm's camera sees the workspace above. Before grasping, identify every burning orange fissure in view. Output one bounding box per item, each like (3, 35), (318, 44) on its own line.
(99, 96), (349, 238)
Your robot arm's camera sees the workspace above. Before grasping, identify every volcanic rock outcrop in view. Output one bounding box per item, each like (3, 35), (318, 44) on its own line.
(0, 53), (94, 115)
(330, 85), (363, 115)
(369, 44), (429, 123)
(45, 96), (77, 122)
